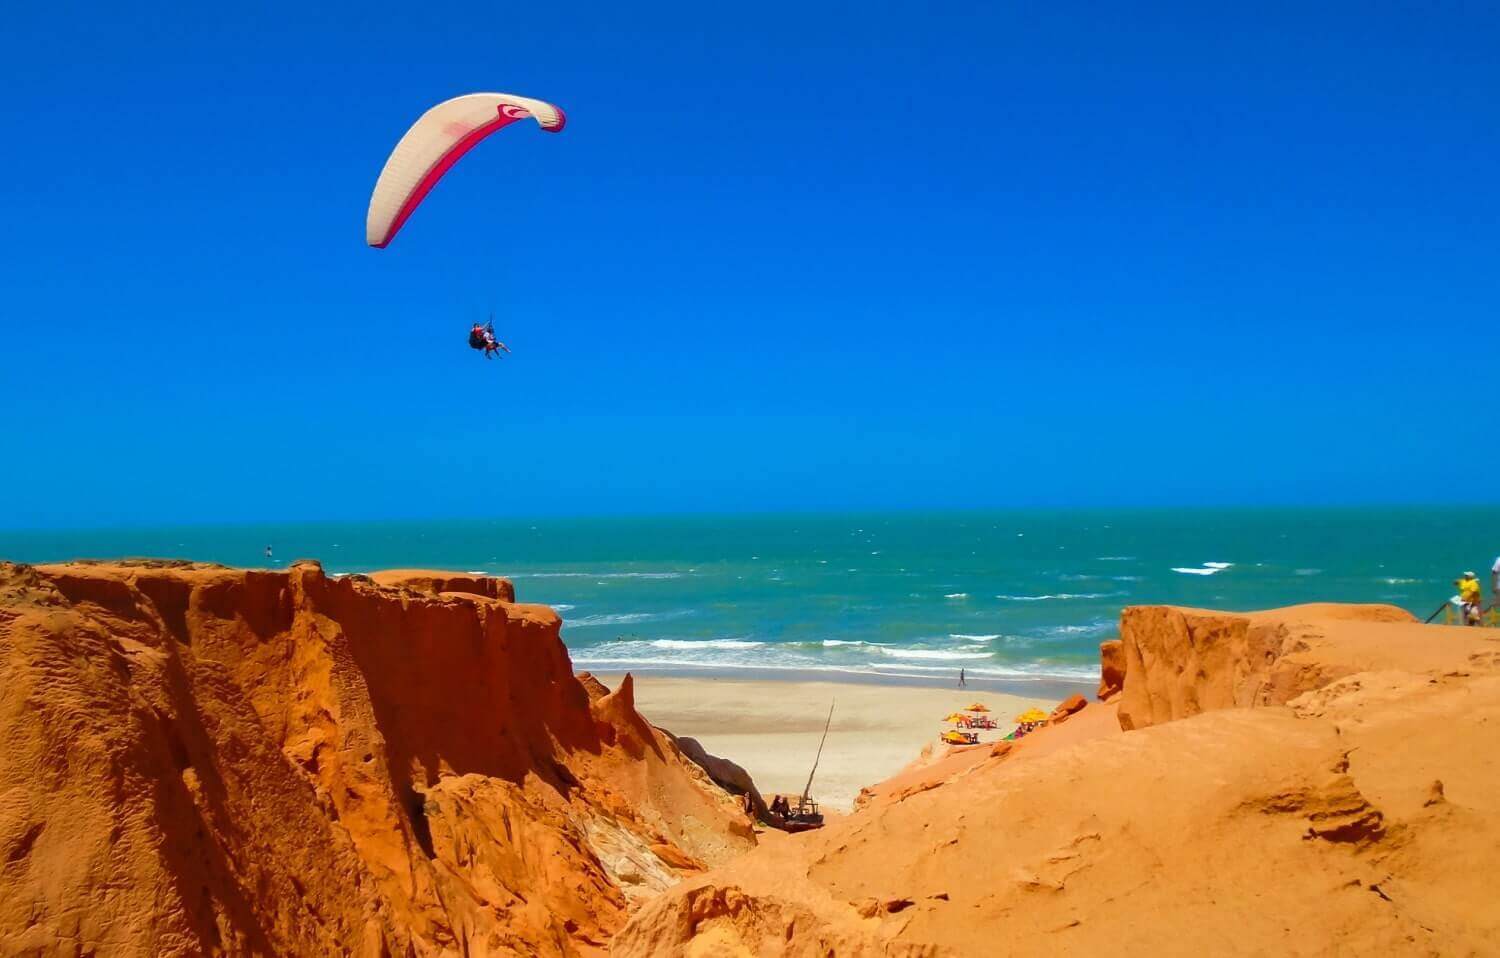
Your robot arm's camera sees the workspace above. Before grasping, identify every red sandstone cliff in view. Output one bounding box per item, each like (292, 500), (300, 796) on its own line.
(0, 560), (752, 957)
(10, 564), (1500, 957)
(1115, 602), (1439, 729)
(615, 604), (1500, 956)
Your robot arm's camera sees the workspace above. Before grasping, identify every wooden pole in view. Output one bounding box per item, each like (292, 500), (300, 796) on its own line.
(801, 699), (835, 805)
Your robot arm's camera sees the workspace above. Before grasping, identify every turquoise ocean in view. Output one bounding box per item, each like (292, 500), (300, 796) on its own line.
(4, 509), (1494, 690)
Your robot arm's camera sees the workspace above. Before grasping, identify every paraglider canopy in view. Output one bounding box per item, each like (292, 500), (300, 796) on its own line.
(366, 93), (566, 248)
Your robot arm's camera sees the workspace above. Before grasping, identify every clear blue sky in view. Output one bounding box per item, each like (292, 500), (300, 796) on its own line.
(3, 2), (1496, 527)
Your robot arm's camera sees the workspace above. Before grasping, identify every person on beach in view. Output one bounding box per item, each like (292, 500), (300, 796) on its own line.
(959, 668), (966, 687)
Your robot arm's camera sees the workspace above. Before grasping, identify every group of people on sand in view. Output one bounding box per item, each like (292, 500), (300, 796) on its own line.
(1450, 558), (1500, 626)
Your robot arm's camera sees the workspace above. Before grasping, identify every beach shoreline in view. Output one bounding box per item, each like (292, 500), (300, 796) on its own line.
(580, 661), (1096, 700)
(594, 671), (1073, 811)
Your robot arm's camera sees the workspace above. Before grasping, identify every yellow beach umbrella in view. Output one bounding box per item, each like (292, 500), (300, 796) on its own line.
(942, 712), (967, 723)
(1015, 708), (1048, 724)
(966, 702), (991, 713)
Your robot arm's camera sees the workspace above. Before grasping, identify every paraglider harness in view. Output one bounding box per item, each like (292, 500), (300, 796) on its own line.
(468, 322), (493, 351)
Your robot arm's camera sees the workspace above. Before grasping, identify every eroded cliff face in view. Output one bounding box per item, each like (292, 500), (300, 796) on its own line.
(616, 605), (1500, 957)
(1115, 602), (1427, 730)
(0, 561), (752, 957)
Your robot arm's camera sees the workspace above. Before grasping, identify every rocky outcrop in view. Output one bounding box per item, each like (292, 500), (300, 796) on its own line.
(575, 671), (612, 701)
(616, 605), (1500, 956)
(1115, 603), (1423, 730)
(576, 675), (770, 824)
(1048, 692), (1088, 724)
(366, 568), (516, 602)
(1097, 639), (1124, 699)
(0, 561), (752, 957)
(668, 735), (770, 823)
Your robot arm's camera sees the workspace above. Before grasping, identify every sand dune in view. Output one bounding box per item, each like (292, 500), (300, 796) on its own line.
(617, 603), (1500, 956)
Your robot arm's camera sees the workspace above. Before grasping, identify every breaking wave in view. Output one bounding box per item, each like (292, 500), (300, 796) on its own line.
(566, 610), (695, 628)
(877, 648), (994, 661)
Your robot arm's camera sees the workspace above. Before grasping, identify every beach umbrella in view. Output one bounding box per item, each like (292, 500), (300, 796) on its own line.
(966, 703), (991, 712)
(942, 712), (968, 723)
(1015, 708), (1048, 724)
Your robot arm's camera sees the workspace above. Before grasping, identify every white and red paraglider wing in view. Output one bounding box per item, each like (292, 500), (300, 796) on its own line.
(366, 93), (565, 248)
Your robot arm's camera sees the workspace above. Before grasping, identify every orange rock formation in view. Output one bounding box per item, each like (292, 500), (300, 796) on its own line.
(616, 604), (1500, 956)
(9, 567), (1499, 957)
(0, 560), (751, 957)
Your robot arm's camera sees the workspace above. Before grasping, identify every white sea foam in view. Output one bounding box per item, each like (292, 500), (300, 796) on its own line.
(552, 604), (576, 612)
(1380, 577), (1421, 585)
(649, 638), (763, 650)
(1096, 556), (1135, 561)
(995, 592), (1118, 601)
(566, 610), (695, 628)
(565, 654), (1099, 683)
(1171, 567), (1220, 576)
(944, 593), (969, 599)
(869, 662), (1099, 680)
(878, 648), (993, 661)
(949, 633), (1002, 642)
(1203, 562), (1233, 569)
(567, 636), (1096, 682)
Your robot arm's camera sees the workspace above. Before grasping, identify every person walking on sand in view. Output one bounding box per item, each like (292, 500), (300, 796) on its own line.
(959, 668), (966, 687)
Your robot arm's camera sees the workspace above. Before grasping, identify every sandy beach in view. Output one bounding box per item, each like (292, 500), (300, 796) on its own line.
(596, 671), (1068, 810)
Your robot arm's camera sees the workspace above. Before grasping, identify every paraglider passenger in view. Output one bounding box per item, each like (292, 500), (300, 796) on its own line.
(469, 322), (510, 359)
(482, 327), (510, 358)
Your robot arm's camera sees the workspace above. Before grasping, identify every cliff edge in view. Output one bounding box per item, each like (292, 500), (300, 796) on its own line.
(0, 560), (752, 957)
